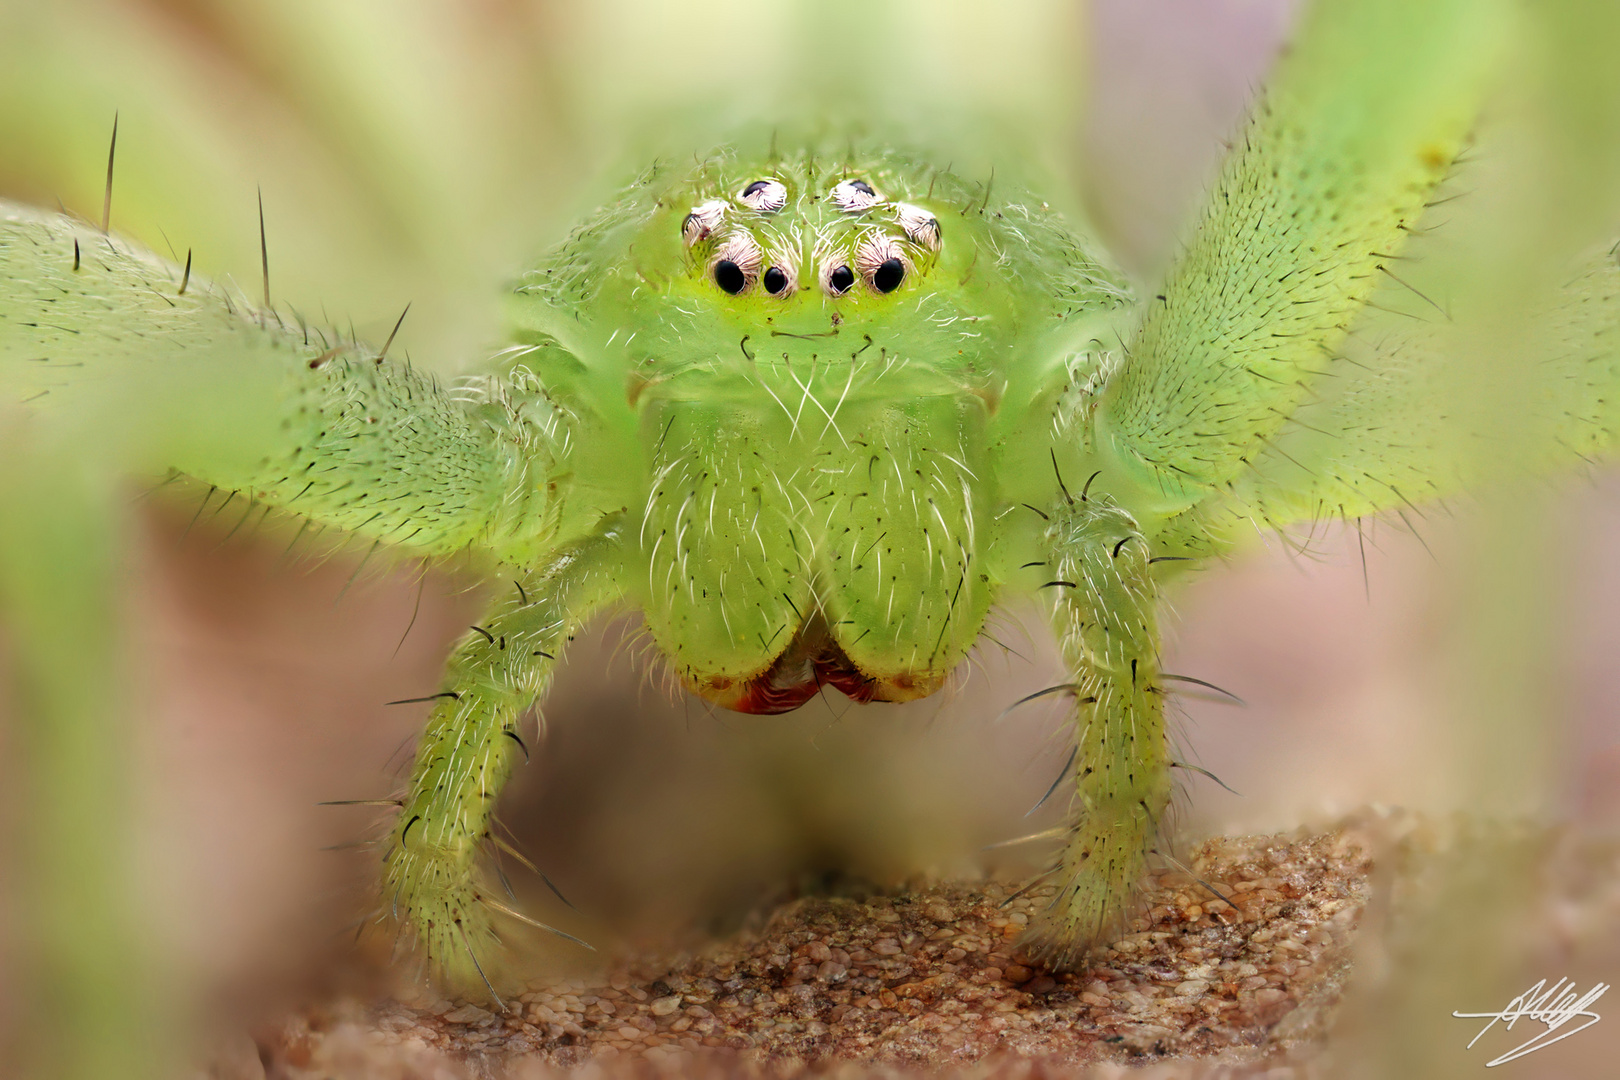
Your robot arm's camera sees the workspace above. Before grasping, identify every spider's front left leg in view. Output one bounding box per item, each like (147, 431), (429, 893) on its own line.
(1017, 0), (1507, 965)
(384, 526), (624, 997)
(1018, 492), (1173, 968)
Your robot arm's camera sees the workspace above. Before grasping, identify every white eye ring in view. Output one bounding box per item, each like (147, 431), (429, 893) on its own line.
(710, 230), (764, 295)
(895, 203), (941, 251)
(811, 231), (852, 295)
(831, 178), (882, 213)
(855, 232), (910, 294)
(761, 243), (799, 297)
(739, 179), (788, 213)
(820, 260), (856, 296)
(682, 199), (728, 246)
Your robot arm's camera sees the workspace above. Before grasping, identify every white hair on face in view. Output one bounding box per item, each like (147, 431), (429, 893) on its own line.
(831, 178), (882, 213)
(895, 202), (941, 251)
(681, 199), (728, 246)
(739, 178), (788, 213)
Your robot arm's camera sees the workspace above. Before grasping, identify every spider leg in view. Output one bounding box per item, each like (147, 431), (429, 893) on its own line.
(382, 528), (623, 996)
(1090, 0), (1507, 526)
(1015, 494), (1171, 969)
(0, 201), (593, 1028)
(1211, 235), (1620, 532)
(1, 203), (571, 560)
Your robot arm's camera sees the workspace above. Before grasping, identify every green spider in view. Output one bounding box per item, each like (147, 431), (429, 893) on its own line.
(1, 0), (1616, 1045)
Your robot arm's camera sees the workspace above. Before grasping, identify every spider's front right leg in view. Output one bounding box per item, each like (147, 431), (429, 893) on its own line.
(384, 528), (623, 996)
(1018, 493), (1173, 969)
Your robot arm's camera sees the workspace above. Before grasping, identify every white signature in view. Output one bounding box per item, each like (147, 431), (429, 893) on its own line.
(1453, 977), (1609, 1067)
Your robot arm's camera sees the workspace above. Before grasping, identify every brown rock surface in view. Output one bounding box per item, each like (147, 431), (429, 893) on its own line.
(251, 823), (1378, 1078)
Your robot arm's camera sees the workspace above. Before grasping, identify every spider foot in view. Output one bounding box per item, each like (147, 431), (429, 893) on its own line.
(383, 843), (508, 1003)
(1014, 802), (1157, 971)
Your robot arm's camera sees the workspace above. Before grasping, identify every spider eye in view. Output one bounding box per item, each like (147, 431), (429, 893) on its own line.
(682, 199), (728, 246)
(714, 259), (747, 295)
(831, 179), (882, 213)
(763, 266), (789, 295)
(826, 265), (855, 295)
(873, 258), (905, 293)
(854, 232), (909, 294)
(739, 179), (788, 213)
(708, 231), (763, 295)
(895, 203), (941, 251)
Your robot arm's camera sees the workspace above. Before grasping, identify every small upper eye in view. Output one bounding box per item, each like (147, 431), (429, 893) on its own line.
(682, 199), (728, 246)
(826, 265), (855, 295)
(831, 178), (882, 213)
(872, 258), (905, 293)
(714, 260), (747, 295)
(763, 266), (789, 295)
(739, 179), (788, 213)
(895, 203), (941, 251)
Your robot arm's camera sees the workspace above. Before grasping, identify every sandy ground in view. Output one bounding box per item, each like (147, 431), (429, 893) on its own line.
(192, 810), (1617, 1080)
(250, 824), (1372, 1078)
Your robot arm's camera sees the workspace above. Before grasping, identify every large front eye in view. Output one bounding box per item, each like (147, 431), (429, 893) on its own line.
(763, 266), (789, 295)
(856, 233), (909, 294)
(872, 258), (905, 293)
(714, 260), (747, 294)
(710, 232), (762, 295)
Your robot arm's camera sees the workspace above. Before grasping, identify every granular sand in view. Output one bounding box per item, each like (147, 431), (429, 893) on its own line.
(255, 822), (1380, 1079)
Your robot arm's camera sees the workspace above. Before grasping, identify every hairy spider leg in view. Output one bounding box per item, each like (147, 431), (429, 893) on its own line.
(1018, 495), (1171, 966)
(384, 531), (622, 996)
(1089, 0), (1507, 532)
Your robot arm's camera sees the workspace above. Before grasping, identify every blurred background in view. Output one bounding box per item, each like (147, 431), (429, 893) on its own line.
(2, 0), (1618, 1076)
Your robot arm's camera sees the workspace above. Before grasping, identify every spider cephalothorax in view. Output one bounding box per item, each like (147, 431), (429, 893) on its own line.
(506, 145), (1131, 714)
(502, 145), (1127, 718)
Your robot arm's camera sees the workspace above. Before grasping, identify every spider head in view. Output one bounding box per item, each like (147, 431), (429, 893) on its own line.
(512, 142), (1131, 416)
